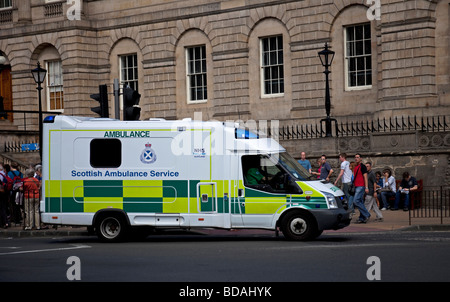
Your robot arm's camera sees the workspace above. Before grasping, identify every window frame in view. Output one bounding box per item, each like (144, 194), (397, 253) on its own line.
(186, 45), (208, 104)
(344, 23), (373, 91)
(241, 154), (301, 194)
(119, 53), (139, 92)
(0, 0), (12, 9)
(260, 35), (285, 97)
(46, 60), (64, 112)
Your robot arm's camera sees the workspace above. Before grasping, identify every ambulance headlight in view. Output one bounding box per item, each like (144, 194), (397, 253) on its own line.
(323, 192), (338, 209)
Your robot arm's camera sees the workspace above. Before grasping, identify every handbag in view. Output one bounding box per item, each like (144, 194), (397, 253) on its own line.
(348, 182), (356, 196)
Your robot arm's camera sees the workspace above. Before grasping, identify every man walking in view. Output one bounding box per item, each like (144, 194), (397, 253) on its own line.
(364, 162), (383, 221)
(334, 153), (352, 201)
(319, 155), (333, 182)
(297, 152), (312, 173)
(349, 153), (371, 223)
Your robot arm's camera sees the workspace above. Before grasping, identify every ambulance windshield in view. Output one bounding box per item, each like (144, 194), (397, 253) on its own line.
(272, 152), (313, 181)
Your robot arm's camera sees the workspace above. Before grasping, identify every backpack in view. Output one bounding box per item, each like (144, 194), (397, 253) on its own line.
(0, 171), (13, 191)
(10, 170), (23, 191)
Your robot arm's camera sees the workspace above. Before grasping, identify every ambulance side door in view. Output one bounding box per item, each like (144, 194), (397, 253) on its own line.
(230, 154), (245, 227)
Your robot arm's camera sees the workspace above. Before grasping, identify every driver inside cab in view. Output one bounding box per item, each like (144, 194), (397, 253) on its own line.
(246, 167), (267, 185)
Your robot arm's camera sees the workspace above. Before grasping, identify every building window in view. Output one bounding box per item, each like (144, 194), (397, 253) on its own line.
(261, 35), (284, 96)
(345, 23), (372, 89)
(120, 54), (138, 92)
(0, 0), (12, 9)
(46, 60), (64, 111)
(186, 45), (207, 102)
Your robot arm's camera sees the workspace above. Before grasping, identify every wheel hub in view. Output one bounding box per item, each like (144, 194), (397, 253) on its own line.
(290, 217), (307, 235)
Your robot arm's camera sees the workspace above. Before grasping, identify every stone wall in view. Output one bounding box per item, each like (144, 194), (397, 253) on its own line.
(0, 0), (449, 130)
(282, 131), (450, 187)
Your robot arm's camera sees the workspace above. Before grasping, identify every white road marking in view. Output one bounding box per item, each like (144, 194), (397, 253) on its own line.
(0, 244), (91, 256)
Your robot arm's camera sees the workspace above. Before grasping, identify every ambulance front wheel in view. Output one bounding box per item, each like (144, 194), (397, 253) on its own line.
(95, 214), (127, 242)
(280, 211), (319, 241)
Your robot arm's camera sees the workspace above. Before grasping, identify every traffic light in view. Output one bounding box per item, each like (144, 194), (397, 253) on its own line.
(123, 86), (141, 121)
(90, 84), (109, 118)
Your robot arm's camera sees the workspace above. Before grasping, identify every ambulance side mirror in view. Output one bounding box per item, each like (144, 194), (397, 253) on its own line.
(288, 178), (303, 194)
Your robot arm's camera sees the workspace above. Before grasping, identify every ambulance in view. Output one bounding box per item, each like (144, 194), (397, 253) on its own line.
(41, 115), (350, 242)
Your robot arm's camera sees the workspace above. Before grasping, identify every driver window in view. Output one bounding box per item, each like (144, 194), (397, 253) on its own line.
(242, 155), (290, 193)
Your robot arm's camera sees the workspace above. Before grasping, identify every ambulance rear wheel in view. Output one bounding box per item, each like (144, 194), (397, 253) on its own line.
(281, 211), (318, 241)
(96, 214), (127, 242)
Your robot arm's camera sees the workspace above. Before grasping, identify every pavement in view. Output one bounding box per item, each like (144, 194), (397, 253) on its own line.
(1, 209), (449, 238)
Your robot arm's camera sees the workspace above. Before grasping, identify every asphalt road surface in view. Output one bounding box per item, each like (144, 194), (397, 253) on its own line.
(1, 229), (450, 284)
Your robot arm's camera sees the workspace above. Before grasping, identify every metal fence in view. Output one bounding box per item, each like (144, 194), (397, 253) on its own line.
(0, 109), (62, 131)
(2, 188), (42, 228)
(409, 186), (450, 225)
(276, 115), (450, 140)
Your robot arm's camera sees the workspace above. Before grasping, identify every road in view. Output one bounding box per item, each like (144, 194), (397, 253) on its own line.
(1, 230), (450, 284)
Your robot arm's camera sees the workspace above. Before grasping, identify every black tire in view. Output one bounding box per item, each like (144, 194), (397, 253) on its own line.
(280, 211), (319, 241)
(95, 214), (127, 242)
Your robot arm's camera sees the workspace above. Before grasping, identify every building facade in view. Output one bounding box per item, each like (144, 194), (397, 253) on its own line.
(1, 0), (449, 186)
(1, 0), (449, 125)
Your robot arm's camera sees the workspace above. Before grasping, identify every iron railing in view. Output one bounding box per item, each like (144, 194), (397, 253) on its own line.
(409, 186), (450, 225)
(0, 109), (62, 131)
(275, 115), (450, 140)
(3, 188), (42, 228)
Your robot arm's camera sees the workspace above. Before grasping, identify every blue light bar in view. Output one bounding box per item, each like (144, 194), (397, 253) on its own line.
(43, 116), (56, 123)
(235, 128), (259, 139)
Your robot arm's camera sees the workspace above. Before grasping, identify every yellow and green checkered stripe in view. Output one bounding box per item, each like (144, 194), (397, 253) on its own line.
(45, 179), (327, 214)
(46, 179), (239, 214)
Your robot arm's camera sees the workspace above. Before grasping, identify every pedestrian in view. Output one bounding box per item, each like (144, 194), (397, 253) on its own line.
(34, 164), (42, 182)
(392, 171), (418, 211)
(0, 164), (9, 228)
(380, 168), (396, 210)
(364, 162), (383, 221)
(347, 161), (356, 212)
(22, 168), (41, 230)
(334, 153), (352, 200)
(297, 152), (312, 173)
(375, 171), (383, 191)
(7, 162), (23, 225)
(349, 153), (371, 223)
(311, 157), (322, 179)
(375, 171), (383, 207)
(318, 154), (333, 182)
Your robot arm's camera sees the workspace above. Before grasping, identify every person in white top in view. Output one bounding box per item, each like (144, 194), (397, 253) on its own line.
(334, 153), (352, 207)
(380, 168), (396, 210)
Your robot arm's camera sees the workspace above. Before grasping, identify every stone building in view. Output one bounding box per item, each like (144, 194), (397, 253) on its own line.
(0, 0), (449, 186)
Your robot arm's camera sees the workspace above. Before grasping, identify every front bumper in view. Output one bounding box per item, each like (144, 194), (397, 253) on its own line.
(310, 208), (351, 231)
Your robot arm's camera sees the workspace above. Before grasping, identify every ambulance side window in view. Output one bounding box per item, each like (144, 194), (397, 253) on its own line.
(90, 139), (122, 168)
(242, 155), (292, 194)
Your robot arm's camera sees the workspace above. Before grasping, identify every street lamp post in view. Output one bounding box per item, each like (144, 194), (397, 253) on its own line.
(31, 62), (47, 160)
(318, 42), (336, 137)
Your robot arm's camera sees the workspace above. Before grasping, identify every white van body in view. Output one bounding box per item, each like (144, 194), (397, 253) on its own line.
(41, 115), (350, 241)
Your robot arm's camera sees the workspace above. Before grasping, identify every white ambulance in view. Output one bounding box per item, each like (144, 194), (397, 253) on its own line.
(41, 115), (350, 241)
